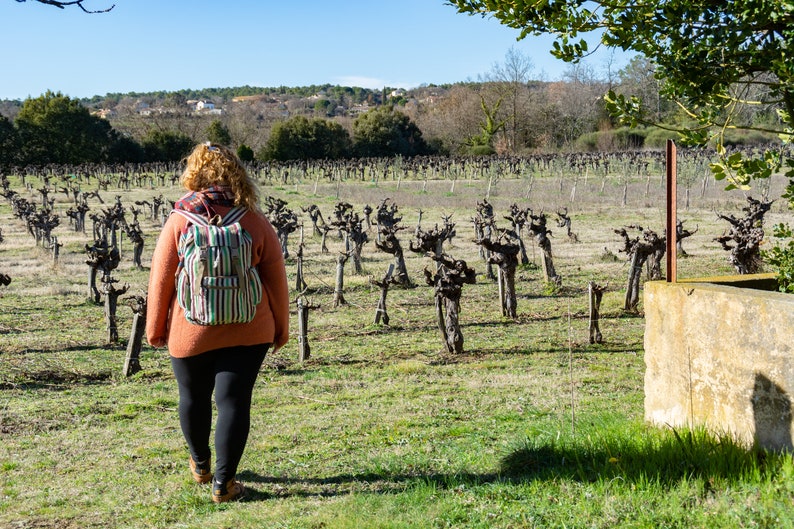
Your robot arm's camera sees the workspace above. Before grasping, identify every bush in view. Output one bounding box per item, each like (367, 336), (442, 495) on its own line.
(465, 144), (496, 156)
(353, 107), (429, 158)
(613, 127), (647, 149)
(260, 116), (352, 161)
(575, 128), (648, 152)
(141, 129), (194, 162)
(644, 127), (680, 149)
(574, 131), (600, 151)
(237, 144), (254, 162)
(722, 129), (781, 147)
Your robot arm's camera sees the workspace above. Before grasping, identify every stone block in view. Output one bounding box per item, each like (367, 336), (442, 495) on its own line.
(644, 275), (794, 450)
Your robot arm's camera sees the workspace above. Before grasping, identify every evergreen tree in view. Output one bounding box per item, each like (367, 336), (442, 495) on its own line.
(205, 119), (231, 146)
(141, 129), (194, 162)
(237, 144), (254, 162)
(0, 115), (19, 169)
(352, 107), (430, 158)
(260, 116), (351, 161)
(15, 91), (118, 165)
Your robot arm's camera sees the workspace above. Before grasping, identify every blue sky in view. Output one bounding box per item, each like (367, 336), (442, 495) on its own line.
(1, 0), (631, 101)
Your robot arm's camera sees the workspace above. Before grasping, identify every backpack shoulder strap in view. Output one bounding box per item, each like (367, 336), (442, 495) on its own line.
(220, 206), (247, 226)
(172, 208), (211, 227)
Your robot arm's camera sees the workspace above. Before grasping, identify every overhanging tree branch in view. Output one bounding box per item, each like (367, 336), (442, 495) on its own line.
(15, 0), (115, 13)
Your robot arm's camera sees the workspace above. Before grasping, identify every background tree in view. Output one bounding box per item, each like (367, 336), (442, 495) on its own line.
(412, 84), (482, 155)
(465, 94), (507, 155)
(205, 119), (232, 146)
(0, 115), (19, 169)
(554, 63), (609, 147)
(313, 98), (332, 116)
(615, 56), (665, 125)
(353, 106), (430, 158)
(164, 92), (187, 111)
(140, 128), (193, 162)
(480, 47), (535, 152)
(15, 91), (120, 164)
(236, 144), (254, 162)
(106, 134), (145, 163)
(259, 116), (351, 161)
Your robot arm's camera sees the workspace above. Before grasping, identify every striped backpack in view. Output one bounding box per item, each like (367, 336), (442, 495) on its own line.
(173, 207), (263, 325)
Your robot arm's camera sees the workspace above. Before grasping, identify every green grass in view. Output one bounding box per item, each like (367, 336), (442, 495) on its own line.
(1, 169), (793, 528)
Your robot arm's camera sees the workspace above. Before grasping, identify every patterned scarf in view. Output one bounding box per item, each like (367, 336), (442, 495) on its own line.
(173, 185), (236, 216)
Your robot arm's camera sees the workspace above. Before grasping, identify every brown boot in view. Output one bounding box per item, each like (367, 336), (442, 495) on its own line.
(212, 478), (245, 503)
(189, 455), (213, 484)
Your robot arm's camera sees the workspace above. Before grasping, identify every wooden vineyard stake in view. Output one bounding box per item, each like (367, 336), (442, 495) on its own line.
(333, 251), (350, 307)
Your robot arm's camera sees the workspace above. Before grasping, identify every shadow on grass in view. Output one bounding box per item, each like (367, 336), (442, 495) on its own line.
(237, 469), (501, 500)
(459, 341), (641, 357)
(238, 428), (785, 501)
(0, 368), (113, 390)
(498, 428), (775, 487)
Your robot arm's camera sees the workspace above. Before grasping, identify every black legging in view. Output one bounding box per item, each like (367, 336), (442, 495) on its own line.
(170, 343), (269, 484)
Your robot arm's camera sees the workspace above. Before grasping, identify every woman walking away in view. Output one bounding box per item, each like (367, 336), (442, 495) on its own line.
(146, 142), (289, 503)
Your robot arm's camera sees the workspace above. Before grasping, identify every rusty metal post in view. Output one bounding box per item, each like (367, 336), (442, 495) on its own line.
(666, 140), (677, 282)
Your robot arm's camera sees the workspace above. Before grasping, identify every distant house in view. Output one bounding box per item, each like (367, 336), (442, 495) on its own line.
(190, 99), (223, 115)
(139, 106), (170, 116)
(92, 108), (117, 120)
(349, 103), (372, 116)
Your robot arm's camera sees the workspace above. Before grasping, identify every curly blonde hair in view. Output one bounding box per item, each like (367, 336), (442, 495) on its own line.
(180, 142), (260, 210)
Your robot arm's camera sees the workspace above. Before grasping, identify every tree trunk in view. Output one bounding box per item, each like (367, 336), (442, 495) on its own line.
(374, 264), (394, 325)
(588, 282), (604, 344)
(391, 246), (411, 287)
(497, 268), (506, 316)
(132, 240), (144, 269)
(538, 239), (559, 285)
(517, 232), (529, 265)
(352, 241), (364, 274)
(88, 266), (100, 304)
(435, 295), (449, 350)
(278, 230), (290, 259)
(333, 252), (349, 307)
(123, 298), (146, 376)
(501, 262), (517, 318)
(443, 296), (464, 354)
(624, 251), (642, 311)
(103, 280), (128, 343)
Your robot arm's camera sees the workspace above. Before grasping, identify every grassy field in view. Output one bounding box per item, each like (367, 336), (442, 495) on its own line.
(1, 161), (793, 528)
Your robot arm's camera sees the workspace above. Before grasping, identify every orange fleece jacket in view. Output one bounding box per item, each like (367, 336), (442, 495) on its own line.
(146, 206), (290, 358)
